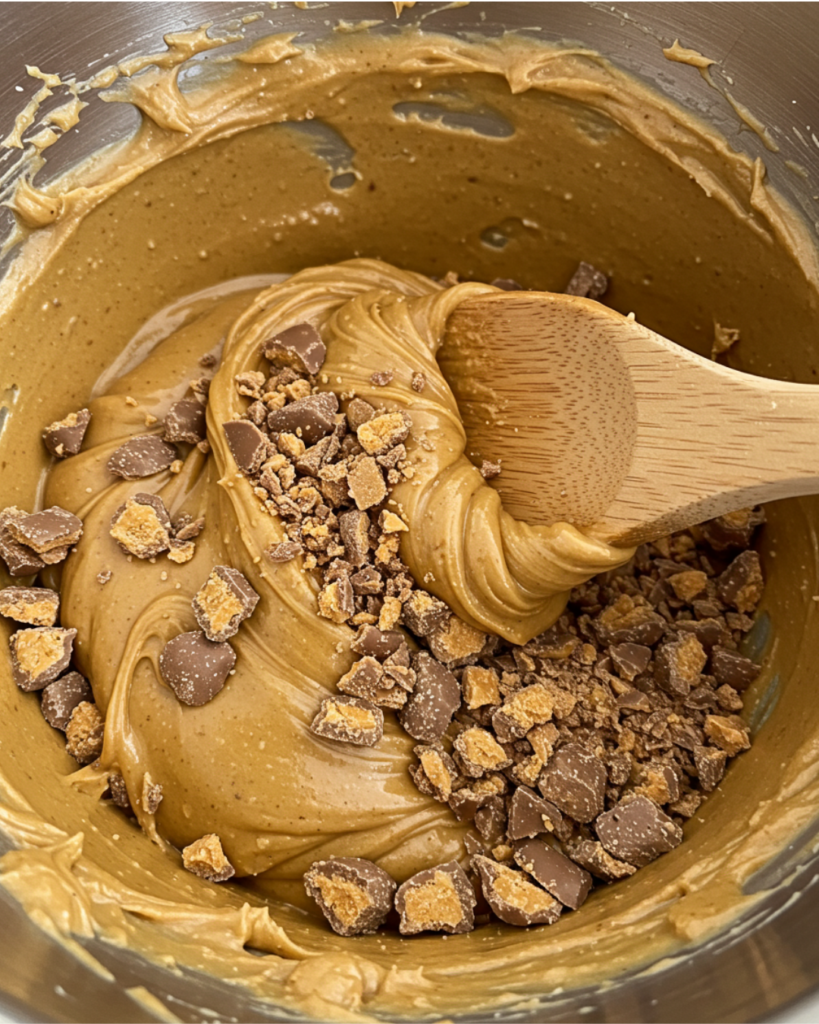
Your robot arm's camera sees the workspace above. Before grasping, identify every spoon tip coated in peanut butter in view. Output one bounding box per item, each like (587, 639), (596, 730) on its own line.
(442, 291), (819, 545)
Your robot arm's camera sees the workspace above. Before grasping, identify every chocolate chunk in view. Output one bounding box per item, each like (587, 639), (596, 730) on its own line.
(674, 617), (731, 652)
(192, 565), (259, 642)
(513, 838), (593, 910)
(395, 861), (476, 935)
(474, 795), (508, 841)
(480, 459), (502, 480)
(654, 634), (706, 697)
(346, 456), (387, 510)
(710, 646), (760, 691)
(110, 493), (172, 558)
(294, 435), (337, 477)
(6, 506), (82, 554)
(704, 714), (750, 756)
(507, 786), (564, 841)
(199, 353), (218, 369)
(351, 625), (404, 661)
(461, 665), (501, 709)
(0, 508), (46, 576)
(10, 626), (76, 691)
(596, 796), (683, 867)
(304, 857), (396, 936)
(409, 744), (461, 802)
(402, 590), (450, 637)
(473, 855), (562, 927)
(564, 839), (637, 882)
(338, 510), (371, 566)
(595, 597), (666, 646)
(267, 540), (302, 563)
(0, 586), (59, 626)
(263, 322), (326, 376)
(491, 278), (525, 291)
(538, 743), (606, 824)
(398, 652), (460, 743)
(222, 420), (268, 474)
(108, 772), (132, 811)
(717, 551), (764, 613)
(42, 408), (91, 458)
(634, 761), (681, 804)
(65, 701), (104, 764)
(317, 576), (355, 623)
(693, 744), (728, 791)
(40, 671), (92, 730)
(164, 399), (206, 444)
(159, 631), (236, 706)
(107, 435), (178, 478)
(268, 392), (339, 446)
(700, 508), (765, 551)
(454, 726), (512, 777)
(492, 684), (556, 742)
(310, 694), (384, 746)
(182, 834), (235, 883)
(337, 657), (384, 699)
(565, 261), (609, 300)
(370, 370), (394, 387)
(411, 371), (426, 393)
(350, 565), (383, 596)
(448, 776), (506, 821)
(345, 398), (376, 431)
(357, 412), (411, 455)
(609, 642), (651, 681)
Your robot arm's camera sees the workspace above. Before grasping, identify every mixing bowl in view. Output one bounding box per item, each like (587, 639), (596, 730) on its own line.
(1, 3), (818, 1021)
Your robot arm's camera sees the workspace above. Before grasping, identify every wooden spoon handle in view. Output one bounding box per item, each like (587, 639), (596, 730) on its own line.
(443, 293), (819, 546)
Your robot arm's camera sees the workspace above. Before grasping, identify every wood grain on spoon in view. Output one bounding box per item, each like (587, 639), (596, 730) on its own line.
(441, 291), (819, 546)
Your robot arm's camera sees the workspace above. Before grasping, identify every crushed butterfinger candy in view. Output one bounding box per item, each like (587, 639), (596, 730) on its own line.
(304, 857), (397, 936)
(182, 834), (235, 882)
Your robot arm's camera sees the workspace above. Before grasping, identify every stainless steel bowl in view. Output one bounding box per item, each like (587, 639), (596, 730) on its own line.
(1, 3), (818, 1021)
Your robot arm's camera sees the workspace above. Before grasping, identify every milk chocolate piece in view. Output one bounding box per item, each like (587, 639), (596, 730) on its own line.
(350, 565), (383, 596)
(338, 510), (371, 566)
(10, 626), (76, 691)
(164, 399), (206, 444)
(182, 834), (235, 883)
(704, 714), (750, 756)
(40, 671), (92, 730)
(513, 838), (593, 910)
(0, 508), (46, 576)
(192, 565), (260, 642)
(7, 506), (82, 554)
(448, 776), (507, 821)
(699, 508), (765, 551)
(395, 861), (476, 935)
(479, 459), (502, 480)
(141, 772), (163, 814)
(717, 550), (764, 613)
(346, 456), (387, 510)
(538, 743), (606, 823)
(65, 701), (104, 764)
(351, 625), (404, 661)
(263, 322), (326, 376)
(0, 586), (59, 626)
(710, 646), (760, 691)
(337, 656), (384, 699)
(110, 493), (172, 558)
(345, 397), (376, 431)
(609, 642), (651, 681)
(693, 743), (728, 791)
(453, 726), (511, 777)
(475, 795), (507, 842)
(565, 260), (609, 300)
(42, 408), (91, 458)
(507, 786), (564, 841)
(159, 631), (236, 706)
(654, 634), (706, 697)
(409, 744), (461, 802)
(675, 617), (731, 652)
(267, 540), (302, 563)
(596, 795), (683, 867)
(402, 590), (450, 637)
(398, 652), (460, 743)
(411, 371), (426, 393)
(304, 857), (396, 936)
(491, 278), (525, 291)
(565, 839), (637, 882)
(107, 435), (178, 478)
(473, 855), (562, 927)
(268, 392), (339, 446)
(356, 412), (411, 455)
(311, 694), (384, 746)
(317, 576), (355, 623)
(222, 420), (268, 474)
(493, 685), (558, 742)
(595, 598), (666, 646)
(108, 772), (132, 811)
(370, 370), (394, 387)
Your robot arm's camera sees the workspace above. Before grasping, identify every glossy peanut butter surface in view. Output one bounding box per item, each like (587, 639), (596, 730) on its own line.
(1, 25), (819, 1021)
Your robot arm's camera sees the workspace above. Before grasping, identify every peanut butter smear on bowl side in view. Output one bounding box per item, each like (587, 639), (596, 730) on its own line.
(1, 20), (819, 1023)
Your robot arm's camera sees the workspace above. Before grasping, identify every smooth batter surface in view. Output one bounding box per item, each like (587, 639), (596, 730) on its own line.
(1, 23), (819, 1023)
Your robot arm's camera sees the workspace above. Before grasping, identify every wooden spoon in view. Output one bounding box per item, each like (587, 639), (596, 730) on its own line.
(440, 291), (819, 546)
